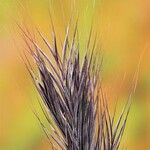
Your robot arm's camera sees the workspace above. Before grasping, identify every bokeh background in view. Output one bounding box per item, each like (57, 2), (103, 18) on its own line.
(0, 0), (150, 149)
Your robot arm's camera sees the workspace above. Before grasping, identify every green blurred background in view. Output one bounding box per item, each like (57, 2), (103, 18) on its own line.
(0, 0), (150, 149)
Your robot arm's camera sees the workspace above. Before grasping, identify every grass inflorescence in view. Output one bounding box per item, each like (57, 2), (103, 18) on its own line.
(21, 21), (135, 150)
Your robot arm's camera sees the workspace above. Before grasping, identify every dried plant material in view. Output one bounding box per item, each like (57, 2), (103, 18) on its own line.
(21, 22), (135, 150)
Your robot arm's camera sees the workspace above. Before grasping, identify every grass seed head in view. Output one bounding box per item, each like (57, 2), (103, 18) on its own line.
(22, 22), (132, 150)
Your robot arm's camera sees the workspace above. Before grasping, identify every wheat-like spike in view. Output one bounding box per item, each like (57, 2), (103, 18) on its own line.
(22, 22), (132, 150)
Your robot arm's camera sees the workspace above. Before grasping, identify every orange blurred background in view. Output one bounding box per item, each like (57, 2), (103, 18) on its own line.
(0, 0), (150, 150)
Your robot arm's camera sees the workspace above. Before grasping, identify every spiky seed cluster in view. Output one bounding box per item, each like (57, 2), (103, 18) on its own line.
(22, 23), (131, 150)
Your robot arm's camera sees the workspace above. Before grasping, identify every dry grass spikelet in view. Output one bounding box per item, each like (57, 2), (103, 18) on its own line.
(20, 21), (136, 150)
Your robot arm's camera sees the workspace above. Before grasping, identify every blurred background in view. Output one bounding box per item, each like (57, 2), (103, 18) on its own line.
(0, 0), (150, 149)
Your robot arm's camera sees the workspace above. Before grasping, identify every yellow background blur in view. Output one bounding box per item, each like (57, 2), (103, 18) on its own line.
(0, 0), (150, 150)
